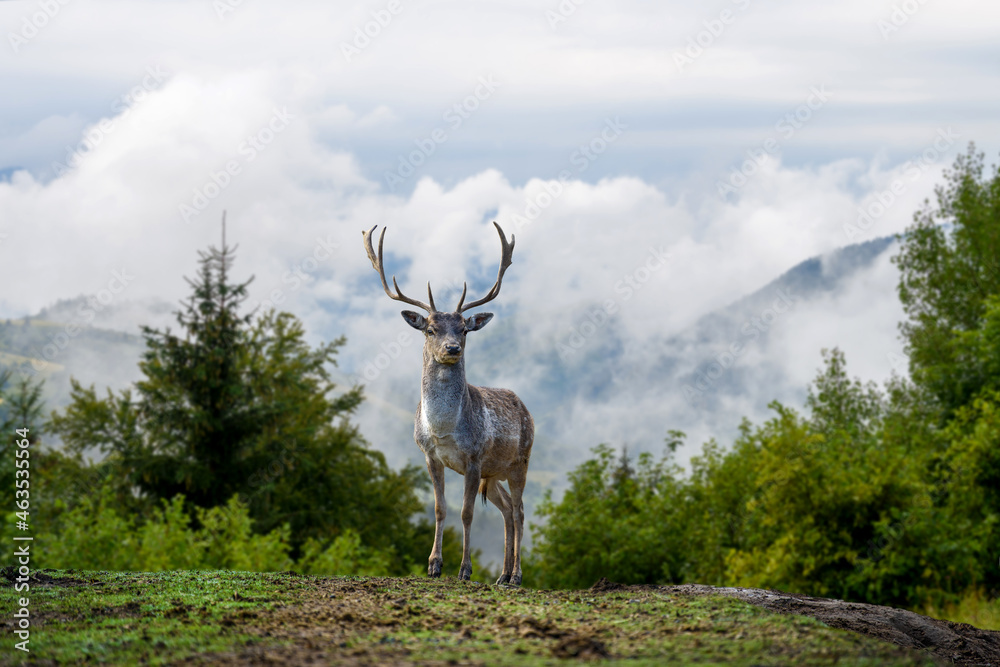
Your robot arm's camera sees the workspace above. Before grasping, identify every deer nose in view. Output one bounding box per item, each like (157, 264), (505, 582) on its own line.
(446, 344), (461, 355)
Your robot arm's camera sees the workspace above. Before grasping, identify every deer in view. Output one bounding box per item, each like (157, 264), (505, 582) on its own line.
(362, 221), (534, 586)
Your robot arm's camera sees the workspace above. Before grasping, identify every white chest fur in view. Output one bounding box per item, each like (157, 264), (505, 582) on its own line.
(420, 410), (468, 471)
(421, 398), (461, 437)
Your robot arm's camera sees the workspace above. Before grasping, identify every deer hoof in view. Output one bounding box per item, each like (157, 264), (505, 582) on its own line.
(428, 559), (442, 578)
(458, 565), (472, 581)
(510, 574), (522, 587)
(495, 573), (511, 585)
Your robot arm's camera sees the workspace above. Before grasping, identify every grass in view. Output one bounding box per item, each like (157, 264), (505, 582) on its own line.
(0, 569), (942, 665)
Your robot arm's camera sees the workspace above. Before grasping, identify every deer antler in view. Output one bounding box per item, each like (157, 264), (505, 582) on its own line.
(457, 221), (515, 312)
(362, 226), (436, 313)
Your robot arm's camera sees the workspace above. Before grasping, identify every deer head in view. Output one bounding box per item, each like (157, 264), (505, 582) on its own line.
(362, 221), (515, 365)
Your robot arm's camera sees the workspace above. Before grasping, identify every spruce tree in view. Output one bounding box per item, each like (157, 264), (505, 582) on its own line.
(133, 229), (276, 507)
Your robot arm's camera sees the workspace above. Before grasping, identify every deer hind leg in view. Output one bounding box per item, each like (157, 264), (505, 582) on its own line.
(458, 465), (481, 581)
(426, 456), (446, 578)
(484, 479), (515, 585)
(508, 468), (528, 586)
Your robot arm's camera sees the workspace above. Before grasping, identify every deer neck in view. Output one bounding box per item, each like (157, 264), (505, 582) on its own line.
(420, 347), (470, 435)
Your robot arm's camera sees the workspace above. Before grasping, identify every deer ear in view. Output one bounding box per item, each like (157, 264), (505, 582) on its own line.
(465, 312), (493, 332)
(401, 311), (427, 330)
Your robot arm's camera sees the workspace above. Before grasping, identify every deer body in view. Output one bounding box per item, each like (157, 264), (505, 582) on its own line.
(362, 223), (533, 585)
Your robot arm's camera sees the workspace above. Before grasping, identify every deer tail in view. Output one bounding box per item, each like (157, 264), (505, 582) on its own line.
(479, 478), (488, 506)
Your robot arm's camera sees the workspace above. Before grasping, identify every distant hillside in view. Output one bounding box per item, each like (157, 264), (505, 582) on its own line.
(666, 235), (897, 410)
(0, 314), (145, 411)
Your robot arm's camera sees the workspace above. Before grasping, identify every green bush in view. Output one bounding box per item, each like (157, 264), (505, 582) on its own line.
(134, 496), (205, 571)
(195, 497), (293, 572)
(38, 488), (292, 573)
(41, 484), (141, 571)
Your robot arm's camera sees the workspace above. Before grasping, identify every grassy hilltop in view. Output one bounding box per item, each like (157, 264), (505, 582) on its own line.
(0, 569), (967, 666)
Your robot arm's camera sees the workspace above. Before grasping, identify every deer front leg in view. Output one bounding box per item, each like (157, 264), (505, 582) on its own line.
(426, 456), (446, 578)
(458, 464), (481, 581)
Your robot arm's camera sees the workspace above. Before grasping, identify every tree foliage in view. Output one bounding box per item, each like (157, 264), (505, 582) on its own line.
(894, 143), (1000, 416)
(1, 371), (48, 559)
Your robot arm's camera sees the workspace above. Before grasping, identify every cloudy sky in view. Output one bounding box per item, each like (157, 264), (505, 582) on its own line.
(2, 0), (999, 470)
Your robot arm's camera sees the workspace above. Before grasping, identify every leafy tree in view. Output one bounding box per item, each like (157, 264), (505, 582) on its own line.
(806, 348), (884, 438)
(894, 144), (1000, 416)
(937, 390), (1000, 594)
(683, 426), (760, 586)
(48, 234), (430, 568)
(891, 145), (1000, 597)
(714, 350), (945, 605)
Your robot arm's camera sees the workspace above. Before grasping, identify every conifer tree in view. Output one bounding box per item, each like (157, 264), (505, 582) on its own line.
(132, 227), (284, 507)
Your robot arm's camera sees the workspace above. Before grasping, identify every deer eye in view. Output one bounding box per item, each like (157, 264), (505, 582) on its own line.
(425, 328), (435, 336)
